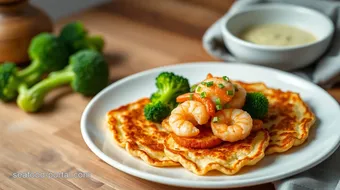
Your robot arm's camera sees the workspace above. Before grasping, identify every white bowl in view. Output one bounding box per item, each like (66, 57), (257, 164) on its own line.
(221, 4), (334, 71)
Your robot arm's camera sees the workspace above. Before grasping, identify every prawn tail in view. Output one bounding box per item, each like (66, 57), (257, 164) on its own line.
(176, 93), (215, 117)
(206, 73), (213, 79)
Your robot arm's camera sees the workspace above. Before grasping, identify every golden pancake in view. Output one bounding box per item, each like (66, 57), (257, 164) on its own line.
(162, 117), (222, 149)
(164, 129), (270, 175)
(107, 98), (179, 167)
(172, 127), (223, 149)
(235, 81), (316, 154)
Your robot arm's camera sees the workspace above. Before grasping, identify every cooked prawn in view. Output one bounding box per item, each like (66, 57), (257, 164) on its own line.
(176, 93), (215, 117)
(194, 73), (235, 107)
(228, 84), (246, 109)
(169, 100), (209, 137)
(211, 109), (253, 142)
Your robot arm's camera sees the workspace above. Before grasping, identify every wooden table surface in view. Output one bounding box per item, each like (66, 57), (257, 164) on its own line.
(1, 0), (339, 189)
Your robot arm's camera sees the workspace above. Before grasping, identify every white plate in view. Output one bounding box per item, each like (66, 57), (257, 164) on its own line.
(81, 62), (340, 189)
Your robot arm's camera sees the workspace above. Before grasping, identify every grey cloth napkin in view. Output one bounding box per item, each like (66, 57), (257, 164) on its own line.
(203, 0), (340, 87)
(274, 146), (340, 190)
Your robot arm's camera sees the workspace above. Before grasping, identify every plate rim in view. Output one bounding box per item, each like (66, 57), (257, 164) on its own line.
(80, 62), (340, 188)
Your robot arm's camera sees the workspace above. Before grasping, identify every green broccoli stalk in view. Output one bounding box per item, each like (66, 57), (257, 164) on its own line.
(242, 92), (269, 119)
(17, 50), (109, 112)
(144, 72), (190, 122)
(59, 21), (104, 53)
(0, 33), (70, 101)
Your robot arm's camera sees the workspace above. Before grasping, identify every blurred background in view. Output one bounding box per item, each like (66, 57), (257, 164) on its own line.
(31, 0), (109, 20)
(0, 1), (338, 190)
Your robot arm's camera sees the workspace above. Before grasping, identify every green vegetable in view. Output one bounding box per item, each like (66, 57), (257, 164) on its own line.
(200, 91), (206, 98)
(216, 104), (222, 110)
(144, 72), (190, 122)
(17, 50), (109, 112)
(242, 92), (269, 119)
(190, 84), (198, 92)
(189, 93), (193, 100)
(223, 76), (229, 81)
(144, 102), (171, 123)
(212, 116), (219, 123)
(206, 81), (213, 87)
(218, 83), (224, 89)
(0, 33), (70, 101)
(0, 63), (33, 101)
(227, 90), (234, 95)
(215, 98), (221, 104)
(59, 21), (104, 53)
(26, 33), (70, 74)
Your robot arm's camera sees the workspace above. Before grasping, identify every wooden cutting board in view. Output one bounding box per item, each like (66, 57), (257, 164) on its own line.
(1, 0), (339, 189)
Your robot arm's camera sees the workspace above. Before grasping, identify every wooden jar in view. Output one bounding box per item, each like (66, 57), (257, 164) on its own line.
(0, 0), (53, 63)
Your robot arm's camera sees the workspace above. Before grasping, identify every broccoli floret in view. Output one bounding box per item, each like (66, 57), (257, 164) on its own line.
(17, 50), (109, 112)
(0, 63), (21, 101)
(19, 33), (70, 77)
(59, 22), (104, 53)
(144, 102), (171, 123)
(144, 72), (190, 122)
(86, 35), (104, 52)
(0, 62), (42, 102)
(242, 92), (269, 119)
(0, 33), (70, 101)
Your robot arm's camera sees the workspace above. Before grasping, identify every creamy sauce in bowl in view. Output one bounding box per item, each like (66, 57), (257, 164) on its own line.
(238, 24), (316, 46)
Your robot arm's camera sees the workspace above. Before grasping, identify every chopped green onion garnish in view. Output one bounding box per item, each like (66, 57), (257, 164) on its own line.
(216, 104), (222, 110)
(190, 84), (198, 92)
(201, 82), (206, 85)
(212, 116), (219, 123)
(206, 81), (214, 87)
(224, 103), (230, 109)
(197, 86), (202, 92)
(233, 84), (238, 92)
(218, 83), (225, 89)
(200, 91), (206, 98)
(227, 90), (234, 95)
(189, 93), (193, 100)
(215, 98), (221, 104)
(223, 76), (229, 81)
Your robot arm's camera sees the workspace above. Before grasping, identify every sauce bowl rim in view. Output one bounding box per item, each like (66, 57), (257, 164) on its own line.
(221, 3), (335, 51)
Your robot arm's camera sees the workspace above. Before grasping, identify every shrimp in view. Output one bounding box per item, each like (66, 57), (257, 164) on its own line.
(169, 100), (210, 137)
(227, 84), (246, 109)
(194, 74), (235, 107)
(211, 109), (253, 142)
(176, 93), (215, 117)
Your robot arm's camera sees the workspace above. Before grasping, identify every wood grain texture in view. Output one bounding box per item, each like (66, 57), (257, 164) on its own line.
(1, 0), (339, 189)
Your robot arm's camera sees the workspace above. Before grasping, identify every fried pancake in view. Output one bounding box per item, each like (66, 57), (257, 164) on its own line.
(107, 98), (179, 167)
(172, 127), (223, 149)
(162, 117), (222, 149)
(164, 129), (270, 175)
(235, 81), (316, 154)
